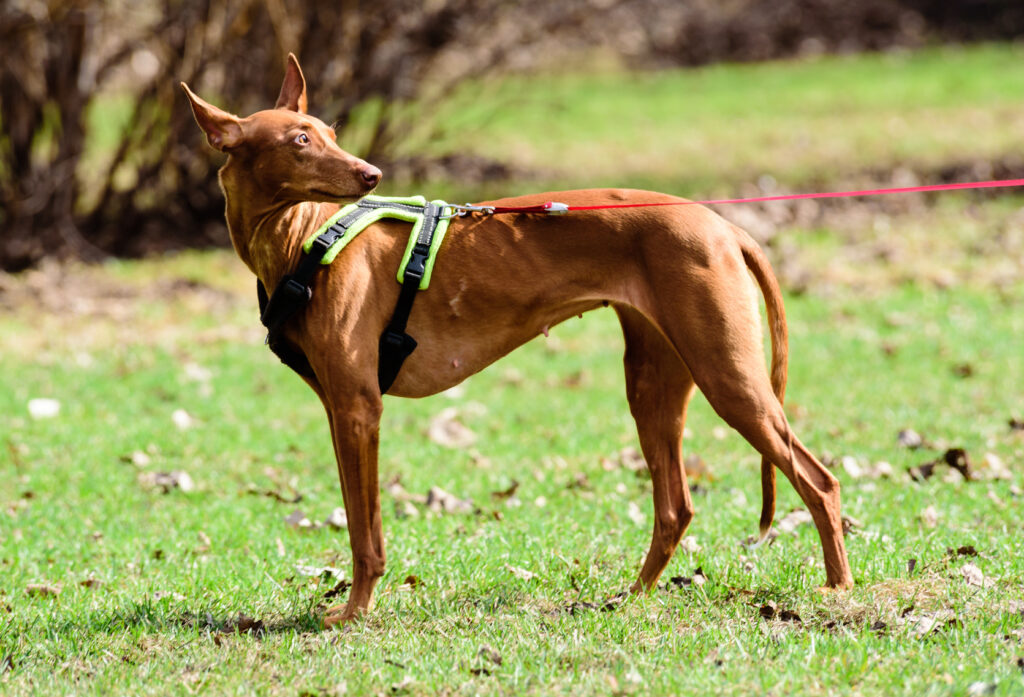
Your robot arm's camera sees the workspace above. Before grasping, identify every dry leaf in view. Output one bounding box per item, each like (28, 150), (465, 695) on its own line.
(171, 409), (194, 430)
(324, 507), (348, 529)
(490, 480), (519, 500)
(284, 510), (313, 529)
(680, 536), (701, 554)
(25, 583), (61, 597)
(427, 407), (476, 448)
(79, 578), (103, 589)
(897, 428), (924, 449)
(980, 453), (1012, 480)
(943, 448), (973, 480)
(295, 564), (344, 579)
(507, 565), (536, 581)
(775, 509), (813, 535)
(478, 645), (503, 666)
(961, 562), (993, 588)
(425, 486), (474, 514)
(920, 505), (938, 528)
(626, 501), (645, 526)
(138, 470), (195, 493)
(684, 453), (710, 480)
(27, 398), (60, 419)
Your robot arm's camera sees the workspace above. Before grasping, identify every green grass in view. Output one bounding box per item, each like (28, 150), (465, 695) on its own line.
(2, 249), (1023, 696)
(4, 43), (1024, 695)
(393, 43), (1024, 199)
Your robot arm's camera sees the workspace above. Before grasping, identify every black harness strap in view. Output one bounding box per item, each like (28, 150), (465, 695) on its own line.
(377, 202), (441, 393)
(256, 199), (444, 394)
(256, 202), (373, 379)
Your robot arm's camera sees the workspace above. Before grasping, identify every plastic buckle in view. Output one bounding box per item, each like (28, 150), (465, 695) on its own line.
(280, 277), (312, 302)
(403, 243), (430, 281)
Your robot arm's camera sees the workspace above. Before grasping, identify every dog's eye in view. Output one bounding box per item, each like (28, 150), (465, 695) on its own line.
(294, 132), (310, 145)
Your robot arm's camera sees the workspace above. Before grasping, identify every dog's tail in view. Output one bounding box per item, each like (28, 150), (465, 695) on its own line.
(734, 226), (788, 544)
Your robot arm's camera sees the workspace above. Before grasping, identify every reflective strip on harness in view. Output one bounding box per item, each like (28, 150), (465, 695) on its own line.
(261, 194), (450, 393)
(301, 195), (451, 290)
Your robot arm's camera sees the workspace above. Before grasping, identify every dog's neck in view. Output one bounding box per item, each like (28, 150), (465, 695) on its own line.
(219, 160), (337, 286)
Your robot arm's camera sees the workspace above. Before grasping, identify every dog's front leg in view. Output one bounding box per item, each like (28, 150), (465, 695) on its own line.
(321, 392), (386, 628)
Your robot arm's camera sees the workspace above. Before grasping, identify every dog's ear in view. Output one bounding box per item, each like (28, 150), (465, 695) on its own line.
(275, 53), (308, 113)
(181, 83), (243, 151)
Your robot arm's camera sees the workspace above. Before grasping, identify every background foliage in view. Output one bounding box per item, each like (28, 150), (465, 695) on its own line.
(2, 0), (1024, 271)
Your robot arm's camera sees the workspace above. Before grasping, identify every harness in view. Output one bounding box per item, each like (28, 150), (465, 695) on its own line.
(256, 195), (451, 394)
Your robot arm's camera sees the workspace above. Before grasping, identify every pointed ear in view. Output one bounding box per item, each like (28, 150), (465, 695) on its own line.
(181, 82), (243, 152)
(274, 53), (308, 113)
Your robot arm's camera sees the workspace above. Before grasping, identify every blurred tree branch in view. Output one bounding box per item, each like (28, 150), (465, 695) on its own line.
(1, 0), (1021, 271)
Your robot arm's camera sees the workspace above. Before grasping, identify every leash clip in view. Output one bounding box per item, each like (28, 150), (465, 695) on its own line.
(446, 203), (496, 217)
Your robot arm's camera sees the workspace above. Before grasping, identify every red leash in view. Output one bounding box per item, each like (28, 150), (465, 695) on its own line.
(455, 177), (1024, 216)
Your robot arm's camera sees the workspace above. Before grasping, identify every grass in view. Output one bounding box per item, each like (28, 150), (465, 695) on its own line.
(396, 43), (1024, 199)
(3, 43), (1024, 695)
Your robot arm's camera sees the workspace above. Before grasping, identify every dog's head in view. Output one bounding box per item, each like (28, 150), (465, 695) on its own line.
(181, 54), (381, 204)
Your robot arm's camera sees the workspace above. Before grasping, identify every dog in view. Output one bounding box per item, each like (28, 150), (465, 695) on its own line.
(182, 54), (852, 627)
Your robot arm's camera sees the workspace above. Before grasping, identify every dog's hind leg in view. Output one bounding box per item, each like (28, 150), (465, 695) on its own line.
(643, 248), (853, 589)
(319, 390), (387, 627)
(615, 305), (697, 593)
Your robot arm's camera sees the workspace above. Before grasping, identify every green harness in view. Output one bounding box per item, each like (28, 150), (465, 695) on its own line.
(257, 195), (452, 393)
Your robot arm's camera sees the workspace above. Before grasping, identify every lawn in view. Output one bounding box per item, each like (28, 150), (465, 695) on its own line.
(2, 43), (1024, 696)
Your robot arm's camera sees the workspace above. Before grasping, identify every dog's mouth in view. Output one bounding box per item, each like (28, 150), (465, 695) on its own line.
(309, 188), (363, 202)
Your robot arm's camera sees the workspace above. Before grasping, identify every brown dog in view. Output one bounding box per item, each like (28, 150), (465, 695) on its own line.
(182, 54), (852, 627)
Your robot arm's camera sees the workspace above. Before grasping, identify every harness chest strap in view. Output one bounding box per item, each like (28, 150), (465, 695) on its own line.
(256, 195), (450, 393)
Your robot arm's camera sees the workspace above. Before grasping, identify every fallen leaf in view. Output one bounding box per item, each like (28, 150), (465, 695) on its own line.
(119, 450), (151, 468)
(425, 486), (474, 514)
(171, 409), (194, 430)
(284, 510), (313, 529)
(920, 505), (938, 528)
(399, 574), (422, 591)
(295, 564), (344, 579)
(490, 480), (519, 500)
(565, 472), (591, 490)
(948, 545), (978, 558)
(194, 531), (212, 554)
(507, 565), (536, 581)
(478, 645), (503, 666)
(79, 578), (103, 589)
(324, 507), (347, 529)
(779, 609), (802, 623)
(138, 470), (195, 494)
(323, 579), (351, 600)
(870, 620), (888, 635)
(951, 363), (974, 378)
(684, 453), (710, 480)
(680, 536), (701, 554)
(775, 509), (813, 535)
(427, 407), (476, 448)
(1010, 417), (1024, 432)
(906, 558), (918, 575)
(230, 613), (265, 636)
(25, 583), (61, 597)
(626, 501), (645, 526)
(943, 448), (973, 480)
(907, 462), (937, 482)
(601, 446), (646, 473)
(152, 590), (187, 602)
(27, 398), (60, 419)
(979, 453), (1012, 480)
(961, 562), (992, 588)
(897, 428), (924, 449)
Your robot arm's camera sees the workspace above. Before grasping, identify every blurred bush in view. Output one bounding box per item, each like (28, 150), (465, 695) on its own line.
(2, 0), (1022, 271)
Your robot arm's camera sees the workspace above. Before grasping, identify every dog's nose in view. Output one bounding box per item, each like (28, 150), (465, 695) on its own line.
(361, 166), (382, 188)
